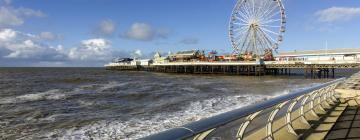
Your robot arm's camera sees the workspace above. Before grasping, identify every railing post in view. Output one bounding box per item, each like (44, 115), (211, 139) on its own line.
(266, 101), (289, 140)
(237, 111), (262, 140)
(309, 91), (320, 118)
(316, 89), (327, 112)
(300, 95), (311, 125)
(286, 95), (304, 136)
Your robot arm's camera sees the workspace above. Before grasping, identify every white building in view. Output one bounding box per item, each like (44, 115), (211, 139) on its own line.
(276, 48), (360, 62)
(139, 59), (152, 66)
(153, 52), (169, 64)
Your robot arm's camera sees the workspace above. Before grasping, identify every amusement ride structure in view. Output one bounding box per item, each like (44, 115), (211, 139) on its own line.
(229, 0), (286, 58)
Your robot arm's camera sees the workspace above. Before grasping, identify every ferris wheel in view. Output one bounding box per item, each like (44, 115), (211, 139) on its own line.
(229, 0), (286, 56)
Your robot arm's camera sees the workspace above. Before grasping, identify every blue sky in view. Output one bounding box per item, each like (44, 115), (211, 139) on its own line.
(0, 0), (360, 66)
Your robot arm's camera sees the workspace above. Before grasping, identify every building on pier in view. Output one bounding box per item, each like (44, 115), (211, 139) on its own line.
(170, 50), (201, 62)
(153, 52), (169, 64)
(276, 48), (360, 62)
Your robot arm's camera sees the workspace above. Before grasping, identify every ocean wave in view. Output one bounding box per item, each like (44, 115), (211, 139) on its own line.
(54, 93), (281, 140)
(0, 89), (66, 104)
(98, 81), (130, 92)
(0, 81), (129, 105)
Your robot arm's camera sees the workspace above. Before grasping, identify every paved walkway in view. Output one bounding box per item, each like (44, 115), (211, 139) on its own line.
(312, 72), (360, 140)
(325, 105), (360, 139)
(300, 72), (360, 140)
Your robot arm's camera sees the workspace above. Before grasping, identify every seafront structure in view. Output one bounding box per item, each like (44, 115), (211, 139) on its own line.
(277, 48), (360, 62)
(105, 48), (360, 78)
(141, 72), (360, 140)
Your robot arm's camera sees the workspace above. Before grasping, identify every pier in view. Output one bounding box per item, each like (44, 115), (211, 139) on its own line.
(141, 71), (360, 140)
(106, 60), (360, 78)
(105, 48), (360, 78)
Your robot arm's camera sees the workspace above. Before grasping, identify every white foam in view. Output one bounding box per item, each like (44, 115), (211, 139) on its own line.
(98, 81), (130, 92)
(54, 93), (279, 140)
(77, 100), (95, 107)
(0, 81), (127, 104)
(0, 89), (66, 104)
(182, 87), (200, 92)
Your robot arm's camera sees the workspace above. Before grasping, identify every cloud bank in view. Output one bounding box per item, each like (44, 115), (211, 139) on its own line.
(121, 22), (170, 41)
(94, 19), (116, 36)
(315, 7), (360, 23)
(39, 32), (62, 41)
(0, 28), (124, 67)
(0, 6), (45, 27)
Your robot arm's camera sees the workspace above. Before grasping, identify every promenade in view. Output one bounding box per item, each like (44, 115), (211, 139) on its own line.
(141, 71), (360, 140)
(307, 72), (360, 140)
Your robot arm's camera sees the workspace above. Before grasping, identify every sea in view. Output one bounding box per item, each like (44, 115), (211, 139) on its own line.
(0, 67), (353, 140)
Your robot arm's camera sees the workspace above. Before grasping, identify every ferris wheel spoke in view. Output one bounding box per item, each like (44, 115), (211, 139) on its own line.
(262, 10), (281, 23)
(259, 24), (281, 28)
(256, 28), (273, 50)
(232, 26), (249, 36)
(261, 18), (281, 25)
(258, 28), (277, 43)
(234, 31), (250, 47)
(233, 33), (249, 43)
(261, 0), (271, 15)
(255, 0), (268, 20)
(245, 0), (256, 19)
(251, 0), (256, 18)
(233, 27), (250, 51)
(256, 34), (273, 54)
(242, 2), (253, 19)
(254, 29), (267, 51)
(237, 10), (250, 21)
(262, 27), (280, 36)
(233, 22), (250, 26)
(233, 30), (249, 39)
(259, 3), (278, 22)
(253, 0), (261, 19)
(257, 3), (273, 20)
(245, 31), (255, 53)
(264, 3), (279, 18)
(239, 28), (252, 53)
(259, 29), (276, 42)
(233, 25), (249, 30)
(234, 16), (249, 24)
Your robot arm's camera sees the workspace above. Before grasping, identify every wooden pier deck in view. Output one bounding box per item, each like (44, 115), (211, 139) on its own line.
(106, 60), (360, 78)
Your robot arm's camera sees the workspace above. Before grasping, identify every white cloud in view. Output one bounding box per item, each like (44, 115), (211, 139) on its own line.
(131, 49), (142, 58)
(81, 38), (110, 48)
(39, 32), (61, 41)
(0, 29), (66, 60)
(0, 6), (45, 27)
(0, 7), (23, 26)
(5, 39), (42, 58)
(16, 7), (45, 17)
(0, 28), (16, 41)
(0, 29), (131, 66)
(68, 38), (112, 61)
(121, 22), (170, 41)
(3, 0), (11, 5)
(95, 19), (116, 36)
(316, 7), (360, 23)
(2, 39), (66, 59)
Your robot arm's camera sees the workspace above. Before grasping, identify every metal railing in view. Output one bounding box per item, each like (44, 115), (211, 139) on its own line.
(140, 78), (345, 140)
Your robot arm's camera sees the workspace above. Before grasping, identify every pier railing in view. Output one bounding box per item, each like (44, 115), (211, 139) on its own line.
(140, 78), (345, 140)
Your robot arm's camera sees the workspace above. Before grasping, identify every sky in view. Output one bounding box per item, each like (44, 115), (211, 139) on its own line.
(0, 0), (360, 66)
